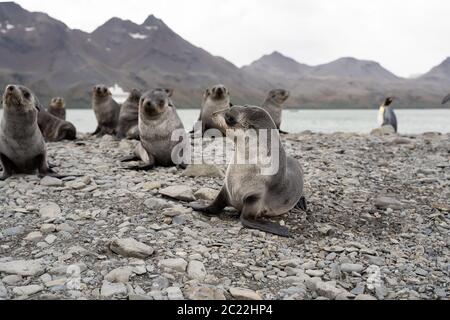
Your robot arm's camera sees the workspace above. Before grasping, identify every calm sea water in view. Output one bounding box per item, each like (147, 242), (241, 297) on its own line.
(1, 109), (449, 134)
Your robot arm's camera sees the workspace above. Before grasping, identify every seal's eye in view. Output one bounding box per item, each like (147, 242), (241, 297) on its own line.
(23, 91), (31, 99)
(225, 113), (237, 127)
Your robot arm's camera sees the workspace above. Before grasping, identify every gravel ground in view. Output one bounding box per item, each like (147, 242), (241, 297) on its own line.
(0, 130), (449, 300)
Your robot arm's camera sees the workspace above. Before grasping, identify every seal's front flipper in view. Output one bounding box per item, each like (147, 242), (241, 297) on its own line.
(240, 215), (290, 238)
(0, 153), (14, 180)
(296, 196), (308, 211)
(120, 155), (140, 163)
(189, 201), (222, 216)
(190, 187), (229, 216)
(124, 164), (155, 171)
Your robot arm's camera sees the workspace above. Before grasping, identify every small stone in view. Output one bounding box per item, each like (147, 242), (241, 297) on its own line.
(66, 181), (86, 190)
(110, 238), (154, 259)
(101, 281), (127, 297)
(40, 224), (56, 234)
(56, 223), (75, 233)
(187, 261), (207, 280)
(306, 270), (324, 277)
(40, 176), (63, 187)
(24, 231), (43, 242)
(142, 182), (162, 191)
(163, 206), (192, 217)
(166, 286), (184, 300)
(194, 188), (219, 201)
(3, 226), (26, 237)
(158, 258), (188, 272)
(13, 285), (43, 296)
(144, 199), (172, 211)
(104, 267), (133, 284)
(0, 284), (7, 299)
(187, 286), (226, 300)
(160, 185), (196, 202)
(341, 263), (364, 273)
(229, 287), (262, 300)
(182, 165), (224, 178)
(2, 275), (22, 286)
(39, 203), (62, 220)
(45, 234), (57, 244)
(45, 278), (67, 288)
(374, 197), (404, 210)
(0, 260), (45, 276)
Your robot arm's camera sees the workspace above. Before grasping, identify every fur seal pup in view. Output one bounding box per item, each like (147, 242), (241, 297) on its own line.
(192, 85), (232, 134)
(48, 97), (66, 120)
(117, 89), (141, 139)
(91, 85), (120, 136)
(442, 93), (450, 105)
(36, 105), (77, 142)
(121, 88), (187, 170)
(262, 89), (290, 134)
(189, 105), (307, 237)
(378, 97), (398, 133)
(0, 85), (62, 180)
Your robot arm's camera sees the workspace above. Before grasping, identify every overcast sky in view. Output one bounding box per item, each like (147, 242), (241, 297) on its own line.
(13, 0), (450, 78)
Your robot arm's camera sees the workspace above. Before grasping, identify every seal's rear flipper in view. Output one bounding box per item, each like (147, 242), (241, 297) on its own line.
(296, 196), (308, 211)
(120, 155), (140, 162)
(240, 216), (290, 238)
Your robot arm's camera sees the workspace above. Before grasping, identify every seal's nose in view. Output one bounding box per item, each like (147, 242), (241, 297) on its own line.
(7, 85), (15, 92)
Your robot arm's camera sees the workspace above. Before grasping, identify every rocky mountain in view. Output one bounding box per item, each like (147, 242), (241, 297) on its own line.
(0, 2), (448, 109)
(245, 53), (448, 108)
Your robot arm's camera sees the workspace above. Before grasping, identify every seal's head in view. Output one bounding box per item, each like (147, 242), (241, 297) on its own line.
(92, 85), (111, 99)
(2, 84), (37, 112)
(213, 105), (277, 133)
(50, 97), (65, 109)
(140, 88), (174, 118)
(127, 88), (142, 103)
(268, 89), (290, 105)
(204, 84), (230, 102)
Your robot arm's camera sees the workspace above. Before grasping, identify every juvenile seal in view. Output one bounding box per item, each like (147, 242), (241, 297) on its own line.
(91, 85), (120, 136)
(193, 85), (232, 134)
(378, 97), (398, 133)
(36, 105), (77, 142)
(117, 89), (141, 139)
(262, 89), (290, 134)
(121, 88), (187, 170)
(189, 105), (307, 237)
(48, 97), (66, 120)
(0, 85), (61, 180)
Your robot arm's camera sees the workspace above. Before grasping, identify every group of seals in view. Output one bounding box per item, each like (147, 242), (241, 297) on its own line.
(121, 88), (187, 170)
(0, 85), (68, 180)
(91, 85), (143, 140)
(193, 85), (291, 135)
(378, 97), (398, 133)
(190, 105), (306, 237)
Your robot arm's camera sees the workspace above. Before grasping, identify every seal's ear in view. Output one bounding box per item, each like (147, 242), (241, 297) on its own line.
(164, 88), (174, 97)
(204, 88), (211, 99)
